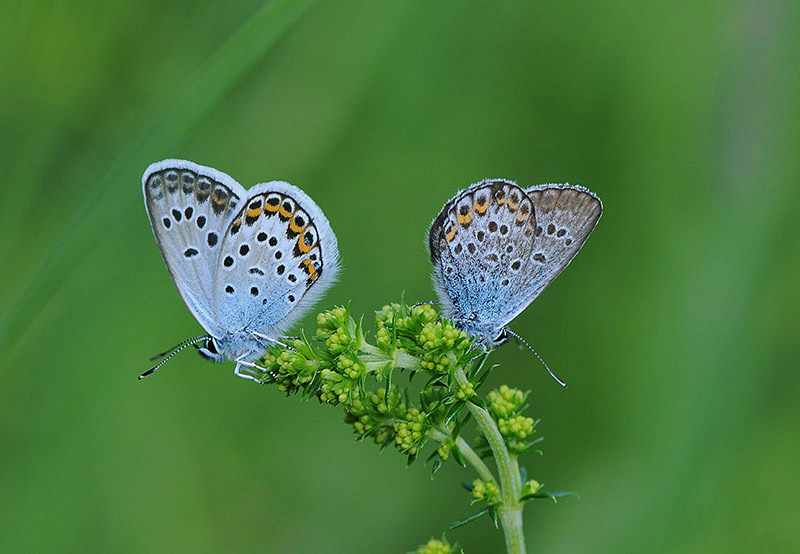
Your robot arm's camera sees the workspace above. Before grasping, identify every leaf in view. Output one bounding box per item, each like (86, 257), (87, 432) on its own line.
(445, 401), (466, 425)
(461, 481), (474, 492)
(431, 455), (443, 476)
(451, 415), (465, 439)
(383, 363), (393, 404)
(473, 363), (499, 391)
(487, 504), (500, 528)
(445, 508), (490, 532)
(469, 395), (488, 410)
(520, 490), (577, 503)
(451, 443), (467, 468)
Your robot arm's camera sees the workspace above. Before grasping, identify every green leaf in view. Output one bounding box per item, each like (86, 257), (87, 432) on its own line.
(467, 351), (491, 379)
(451, 443), (467, 468)
(445, 508), (490, 532)
(445, 401), (466, 425)
(520, 491), (577, 503)
(487, 504), (500, 528)
(431, 455), (444, 476)
(383, 363), (393, 405)
(469, 395), (488, 410)
(473, 363), (499, 391)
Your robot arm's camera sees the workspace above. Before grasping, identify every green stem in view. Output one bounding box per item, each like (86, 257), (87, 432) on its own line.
(432, 427), (497, 483)
(454, 367), (526, 554)
(455, 436), (496, 484)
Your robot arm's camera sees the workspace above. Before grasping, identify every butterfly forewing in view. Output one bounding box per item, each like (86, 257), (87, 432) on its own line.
(143, 160), (245, 336)
(213, 181), (339, 337)
(429, 180), (538, 337)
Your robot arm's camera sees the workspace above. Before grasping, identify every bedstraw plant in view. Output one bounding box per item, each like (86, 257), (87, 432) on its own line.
(251, 302), (572, 554)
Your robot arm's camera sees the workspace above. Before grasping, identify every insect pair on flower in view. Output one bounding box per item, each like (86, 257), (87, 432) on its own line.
(140, 160), (601, 384)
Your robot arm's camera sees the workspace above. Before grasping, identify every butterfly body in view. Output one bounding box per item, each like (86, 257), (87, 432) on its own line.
(143, 159), (339, 379)
(429, 179), (601, 346)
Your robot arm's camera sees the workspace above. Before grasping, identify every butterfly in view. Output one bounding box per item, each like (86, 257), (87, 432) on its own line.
(141, 159), (339, 381)
(428, 179), (601, 381)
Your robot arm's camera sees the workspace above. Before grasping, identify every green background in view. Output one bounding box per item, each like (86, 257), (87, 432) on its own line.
(2, 1), (799, 552)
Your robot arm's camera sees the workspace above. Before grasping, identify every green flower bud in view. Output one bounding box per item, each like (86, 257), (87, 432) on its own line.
(498, 415), (535, 439)
(488, 385), (526, 418)
(521, 479), (542, 496)
(414, 538), (456, 554)
(393, 407), (429, 455)
(437, 439), (453, 461)
(454, 381), (475, 401)
(471, 479), (500, 504)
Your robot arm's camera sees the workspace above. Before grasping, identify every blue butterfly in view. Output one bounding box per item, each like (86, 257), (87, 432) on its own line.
(428, 179), (601, 383)
(142, 159), (339, 380)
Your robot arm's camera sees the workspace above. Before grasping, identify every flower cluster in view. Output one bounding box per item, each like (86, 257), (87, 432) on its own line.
(471, 479), (501, 504)
(412, 538), (459, 554)
(375, 303), (474, 373)
(486, 385), (539, 455)
(251, 301), (563, 552)
(256, 304), (474, 463)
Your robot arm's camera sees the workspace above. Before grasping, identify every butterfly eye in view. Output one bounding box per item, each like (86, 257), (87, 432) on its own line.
(206, 338), (219, 354)
(492, 329), (509, 345)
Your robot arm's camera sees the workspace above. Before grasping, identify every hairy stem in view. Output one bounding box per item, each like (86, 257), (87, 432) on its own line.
(454, 367), (526, 554)
(455, 436), (496, 484)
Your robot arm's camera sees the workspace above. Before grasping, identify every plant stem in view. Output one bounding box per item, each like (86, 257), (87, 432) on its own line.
(430, 428), (496, 483)
(455, 436), (496, 483)
(454, 367), (526, 554)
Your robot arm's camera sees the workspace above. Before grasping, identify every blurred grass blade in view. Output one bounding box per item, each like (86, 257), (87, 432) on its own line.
(0, 0), (316, 352)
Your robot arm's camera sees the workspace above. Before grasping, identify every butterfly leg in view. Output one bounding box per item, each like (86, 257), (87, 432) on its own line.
(234, 355), (279, 383)
(252, 331), (296, 351)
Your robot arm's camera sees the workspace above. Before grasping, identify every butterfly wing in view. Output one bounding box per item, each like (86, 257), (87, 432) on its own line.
(143, 160), (246, 336)
(429, 180), (538, 341)
(498, 184), (602, 323)
(212, 181), (339, 338)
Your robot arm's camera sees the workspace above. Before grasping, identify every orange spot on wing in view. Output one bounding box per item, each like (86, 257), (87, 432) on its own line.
(279, 202), (294, 219)
(297, 238), (312, 253)
(474, 200), (488, 214)
(246, 207), (262, 218)
(265, 200), (280, 213)
(456, 211), (474, 225)
(289, 217), (306, 234)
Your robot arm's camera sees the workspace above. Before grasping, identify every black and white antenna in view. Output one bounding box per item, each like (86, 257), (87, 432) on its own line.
(139, 335), (209, 380)
(505, 328), (567, 388)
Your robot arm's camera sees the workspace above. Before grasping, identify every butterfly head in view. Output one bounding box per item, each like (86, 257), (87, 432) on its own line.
(195, 337), (225, 363)
(488, 327), (510, 347)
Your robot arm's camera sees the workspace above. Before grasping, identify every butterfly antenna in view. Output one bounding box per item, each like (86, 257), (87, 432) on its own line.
(506, 328), (568, 388)
(149, 334), (209, 360)
(139, 335), (209, 380)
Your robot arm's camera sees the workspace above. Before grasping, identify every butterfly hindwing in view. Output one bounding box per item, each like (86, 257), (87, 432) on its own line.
(143, 160), (244, 336)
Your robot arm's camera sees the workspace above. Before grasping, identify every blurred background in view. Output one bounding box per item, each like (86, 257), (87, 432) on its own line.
(1, 0), (798, 552)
